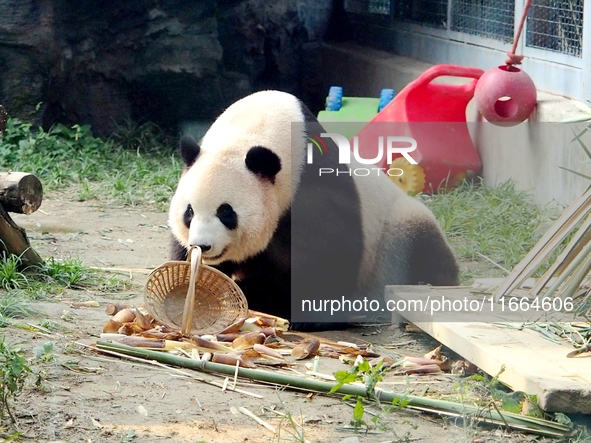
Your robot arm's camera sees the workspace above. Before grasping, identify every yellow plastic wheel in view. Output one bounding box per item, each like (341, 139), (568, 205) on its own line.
(389, 157), (426, 196)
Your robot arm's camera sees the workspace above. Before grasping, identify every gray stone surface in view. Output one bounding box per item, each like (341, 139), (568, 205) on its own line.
(0, 0), (332, 135)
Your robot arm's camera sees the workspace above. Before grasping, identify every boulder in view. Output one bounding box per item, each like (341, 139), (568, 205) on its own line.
(0, 0), (333, 136)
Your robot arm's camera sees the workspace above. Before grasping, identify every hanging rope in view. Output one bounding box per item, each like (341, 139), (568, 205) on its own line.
(505, 0), (533, 67)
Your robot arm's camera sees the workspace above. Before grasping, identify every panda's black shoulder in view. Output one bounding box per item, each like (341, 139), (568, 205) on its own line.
(296, 99), (321, 124)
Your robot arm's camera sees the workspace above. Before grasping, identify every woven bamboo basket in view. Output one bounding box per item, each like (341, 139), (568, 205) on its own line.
(144, 247), (248, 336)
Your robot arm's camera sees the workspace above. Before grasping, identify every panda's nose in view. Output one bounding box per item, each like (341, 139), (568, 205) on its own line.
(196, 244), (211, 252)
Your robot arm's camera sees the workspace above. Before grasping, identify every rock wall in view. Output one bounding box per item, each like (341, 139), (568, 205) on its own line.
(0, 0), (333, 136)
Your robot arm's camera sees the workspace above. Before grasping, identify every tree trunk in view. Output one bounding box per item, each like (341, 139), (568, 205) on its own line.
(0, 105), (6, 134)
(0, 204), (42, 266)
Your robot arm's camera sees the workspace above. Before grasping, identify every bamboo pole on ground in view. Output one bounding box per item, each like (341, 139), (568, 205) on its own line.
(95, 341), (571, 437)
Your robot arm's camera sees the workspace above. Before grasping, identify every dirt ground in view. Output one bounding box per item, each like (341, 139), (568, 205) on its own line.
(5, 198), (549, 443)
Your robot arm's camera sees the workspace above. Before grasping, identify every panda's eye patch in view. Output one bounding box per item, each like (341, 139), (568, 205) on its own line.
(217, 203), (237, 230)
(183, 204), (194, 228)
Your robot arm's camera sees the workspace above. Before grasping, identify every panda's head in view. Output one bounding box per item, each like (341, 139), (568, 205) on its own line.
(168, 91), (306, 264)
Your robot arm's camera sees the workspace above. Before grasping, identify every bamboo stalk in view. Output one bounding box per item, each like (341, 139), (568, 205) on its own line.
(78, 342), (262, 398)
(530, 214), (591, 295)
(493, 187), (591, 300)
(556, 248), (591, 300)
(96, 341), (571, 437)
(543, 237), (591, 299)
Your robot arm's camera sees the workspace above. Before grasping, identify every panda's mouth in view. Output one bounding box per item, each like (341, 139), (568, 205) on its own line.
(202, 246), (228, 262)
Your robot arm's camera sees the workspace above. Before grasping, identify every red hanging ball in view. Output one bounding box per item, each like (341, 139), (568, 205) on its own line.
(474, 65), (537, 126)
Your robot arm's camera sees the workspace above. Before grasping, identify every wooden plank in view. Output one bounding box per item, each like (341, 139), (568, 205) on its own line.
(385, 285), (591, 413)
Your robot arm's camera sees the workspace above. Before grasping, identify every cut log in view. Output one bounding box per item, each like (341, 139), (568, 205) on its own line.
(0, 172), (43, 214)
(0, 203), (42, 266)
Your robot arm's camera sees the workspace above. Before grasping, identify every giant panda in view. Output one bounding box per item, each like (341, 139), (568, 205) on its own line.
(168, 90), (460, 330)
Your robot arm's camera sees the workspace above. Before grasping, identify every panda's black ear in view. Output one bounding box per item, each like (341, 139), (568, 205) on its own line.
(245, 146), (281, 183)
(180, 135), (201, 167)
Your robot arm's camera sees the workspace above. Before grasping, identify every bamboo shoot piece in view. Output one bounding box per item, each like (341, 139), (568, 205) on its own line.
(253, 344), (284, 360)
(103, 319), (123, 333)
(219, 317), (246, 334)
(232, 332), (265, 350)
(117, 336), (195, 350)
(105, 304), (130, 316)
(291, 339), (320, 360)
(112, 308), (136, 324)
(191, 335), (235, 353)
(133, 307), (153, 330)
(212, 353), (256, 368)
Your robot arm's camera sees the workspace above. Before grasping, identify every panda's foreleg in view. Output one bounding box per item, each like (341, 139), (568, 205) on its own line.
(405, 221), (460, 286)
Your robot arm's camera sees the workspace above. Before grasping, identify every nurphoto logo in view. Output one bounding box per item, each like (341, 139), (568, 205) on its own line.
(306, 132), (418, 177)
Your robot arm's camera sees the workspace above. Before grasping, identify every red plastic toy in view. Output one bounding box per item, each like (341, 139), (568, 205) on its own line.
(474, 65), (537, 126)
(353, 64), (484, 194)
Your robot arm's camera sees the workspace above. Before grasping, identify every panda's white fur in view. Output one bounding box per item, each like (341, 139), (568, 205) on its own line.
(168, 90), (459, 328)
(169, 91), (304, 265)
(351, 157), (453, 293)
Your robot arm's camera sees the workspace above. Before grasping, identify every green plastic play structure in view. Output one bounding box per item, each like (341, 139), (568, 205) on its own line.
(317, 86), (396, 139)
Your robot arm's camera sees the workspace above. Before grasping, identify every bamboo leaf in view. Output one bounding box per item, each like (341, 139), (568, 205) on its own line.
(558, 166), (591, 181)
(570, 126), (591, 159)
(353, 397), (364, 421)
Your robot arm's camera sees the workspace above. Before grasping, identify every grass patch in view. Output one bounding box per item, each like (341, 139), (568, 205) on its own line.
(39, 257), (97, 289)
(0, 118), (182, 209)
(0, 253), (130, 325)
(0, 252), (30, 291)
(0, 295), (37, 326)
(0, 337), (31, 423)
(420, 179), (553, 284)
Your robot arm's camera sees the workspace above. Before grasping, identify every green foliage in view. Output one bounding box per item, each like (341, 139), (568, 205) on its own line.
(121, 429), (137, 442)
(0, 117), (181, 209)
(0, 295), (37, 324)
(421, 179), (549, 283)
(332, 359), (389, 432)
(39, 257), (93, 289)
(33, 342), (55, 362)
(388, 394), (411, 411)
(0, 252), (29, 291)
(108, 119), (174, 153)
(0, 253), (128, 325)
(0, 337), (31, 423)
(462, 366), (545, 419)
